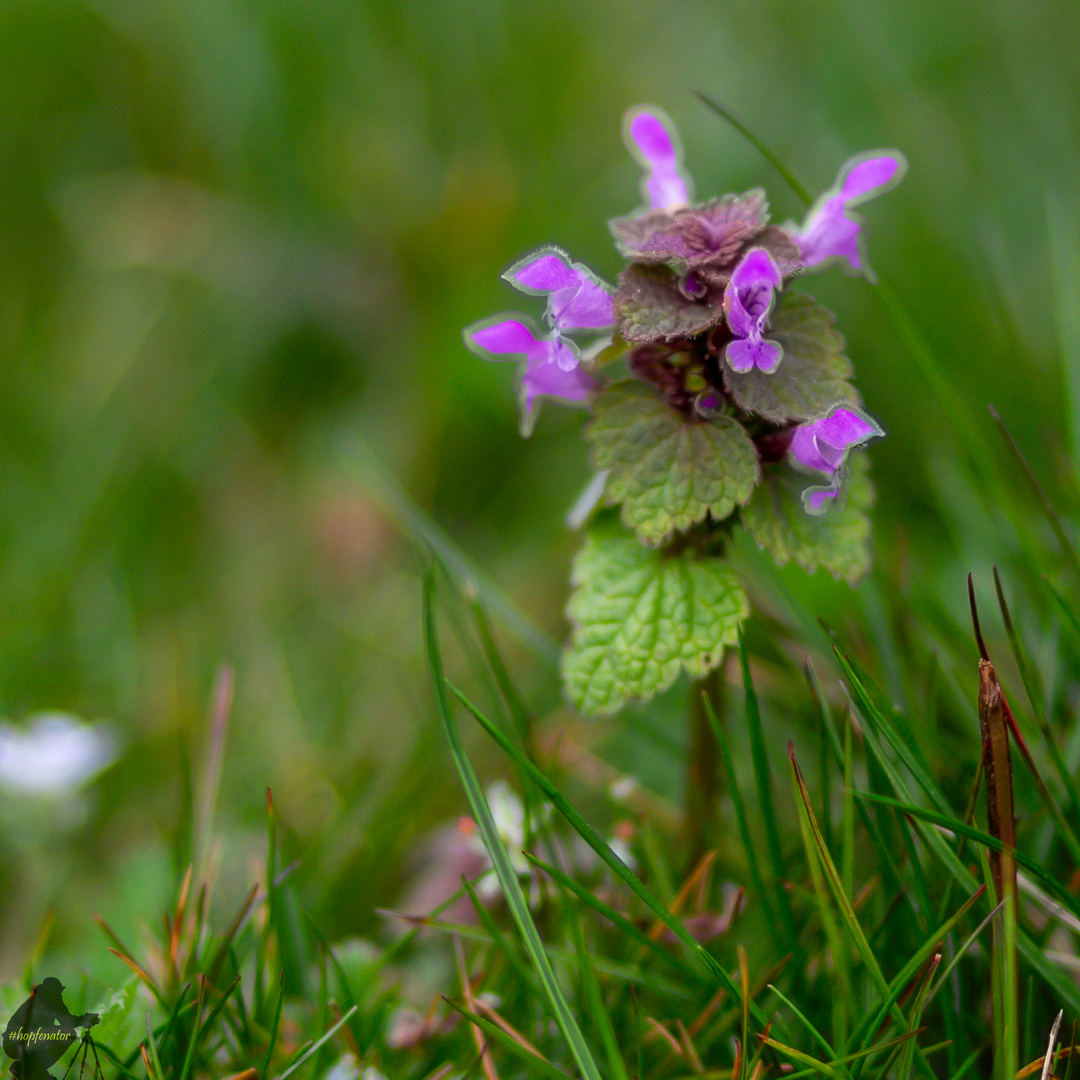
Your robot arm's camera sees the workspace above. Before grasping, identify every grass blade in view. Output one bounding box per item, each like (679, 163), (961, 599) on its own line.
(568, 907), (631, 1080)
(357, 439), (558, 665)
(273, 1007), (357, 1080)
(840, 651), (1080, 1014)
(758, 1037), (843, 1079)
(424, 572), (604, 1080)
(460, 873), (540, 994)
(175, 978), (205, 1080)
(447, 678), (763, 1024)
(853, 792), (1080, 922)
(695, 93), (813, 207)
(847, 885), (985, 1064)
(790, 744), (927, 1070)
(992, 567), (1080, 861)
(739, 632), (797, 954)
(705, 688), (782, 952)
(897, 953), (940, 1080)
(259, 973), (284, 1080)
(524, 852), (705, 984)
(767, 984), (835, 1061)
(143, 1015), (165, 1080)
(444, 1000), (574, 1080)
(791, 743), (853, 1050)
(988, 407), (1080, 581)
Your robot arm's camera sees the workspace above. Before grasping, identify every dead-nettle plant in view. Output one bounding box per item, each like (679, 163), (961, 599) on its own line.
(465, 107), (905, 717)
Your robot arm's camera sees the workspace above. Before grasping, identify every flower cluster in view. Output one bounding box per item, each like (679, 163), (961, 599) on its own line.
(465, 106), (903, 513)
(464, 105), (905, 714)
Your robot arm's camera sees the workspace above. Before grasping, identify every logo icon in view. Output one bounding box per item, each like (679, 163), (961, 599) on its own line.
(2, 979), (99, 1080)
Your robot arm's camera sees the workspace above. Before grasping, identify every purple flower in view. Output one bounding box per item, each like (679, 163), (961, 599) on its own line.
(464, 316), (598, 434)
(466, 247), (612, 433)
(624, 107), (692, 210)
(723, 248), (783, 374)
(789, 405), (883, 513)
(793, 153), (907, 278)
(504, 247), (614, 331)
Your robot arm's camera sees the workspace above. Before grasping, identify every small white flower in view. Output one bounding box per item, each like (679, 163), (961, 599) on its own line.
(0, 713), (118, 795)
(607, 836), (637, 871)
(323, 1056), (360, 1080)
(472, 781), (529, 900)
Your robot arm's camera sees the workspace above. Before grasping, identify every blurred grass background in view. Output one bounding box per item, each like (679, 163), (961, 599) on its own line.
(1, 0), (1079, 994)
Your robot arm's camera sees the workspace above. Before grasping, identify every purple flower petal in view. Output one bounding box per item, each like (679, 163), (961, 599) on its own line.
(803, 487), (840, 515)
(817, 407), (878, 449)
(522, 355), (596, 416)
(468, 318), (541, 358)
(726, 248), (781, 334)
(505, 247), (614, 332)
(730, 247), (783, 292)
(793, 152), (906, 276)
(794, 195), (863, 271)
(512, 253), (580, 292)
(723, 248), (783, 373)
(789, 424), (836, 473)
(624, 107), (692, 210)
(465, 317), (578, 371)
(789, 406), (884, 476)
(464, 315), (599, 434)
(726, 336), (782, 374)
(841, 157), (903, 203)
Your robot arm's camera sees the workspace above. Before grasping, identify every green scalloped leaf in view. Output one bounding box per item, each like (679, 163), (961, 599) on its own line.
(562, 530), (750, 717)
(614, 264), (722, 343)
(587, 380), (760, 546)
(723, 292), (859, 423)
(741, 454), (874, 584)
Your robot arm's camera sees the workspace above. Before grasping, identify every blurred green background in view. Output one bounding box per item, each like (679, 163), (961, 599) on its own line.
(1, 0), (1079, 987)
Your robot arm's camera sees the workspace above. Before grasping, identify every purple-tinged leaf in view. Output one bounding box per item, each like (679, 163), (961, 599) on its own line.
(610, 192), (768, 282)
(614, 264), (723, 343)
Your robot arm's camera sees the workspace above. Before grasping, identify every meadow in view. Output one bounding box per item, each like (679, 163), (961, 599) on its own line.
(2, 2), (1080, 1078)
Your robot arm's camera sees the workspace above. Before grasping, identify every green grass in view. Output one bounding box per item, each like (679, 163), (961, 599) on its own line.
(4, 3), (1080, 1079)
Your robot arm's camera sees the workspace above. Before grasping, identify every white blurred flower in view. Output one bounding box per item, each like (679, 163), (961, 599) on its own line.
(472, 781), (529, 900)
(607, 836), (636, 871)
(397, 782), (544, 918)
(486, 780), (525, 855)
(323, 1056), (360, 1080)
(0, 713), (118, 795)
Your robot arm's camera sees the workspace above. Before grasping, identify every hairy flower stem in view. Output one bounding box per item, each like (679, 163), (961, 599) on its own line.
(686, 665), (725, 867)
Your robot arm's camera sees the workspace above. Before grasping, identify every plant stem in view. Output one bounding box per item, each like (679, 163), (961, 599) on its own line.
(687, 664), (725, 867)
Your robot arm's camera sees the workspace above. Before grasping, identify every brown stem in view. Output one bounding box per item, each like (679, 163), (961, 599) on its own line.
(686, 665), (725, 868)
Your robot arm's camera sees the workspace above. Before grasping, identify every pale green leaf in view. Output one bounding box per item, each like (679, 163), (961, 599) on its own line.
(741, 455), (874, 584)
(724, 292), (858, 422)
(562, 530), (750, 716)
(587, 380), (760, 545)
